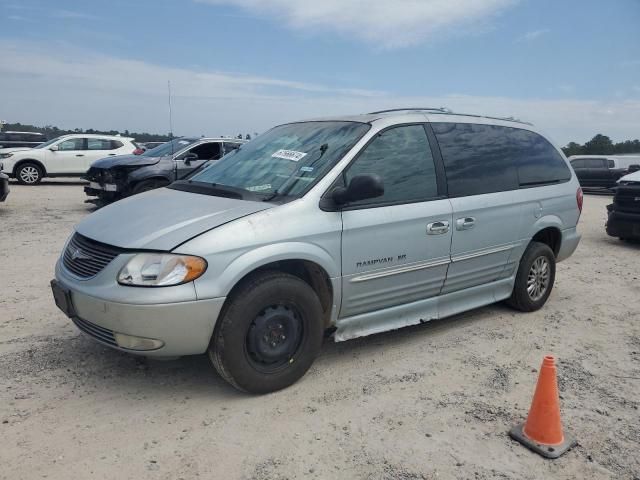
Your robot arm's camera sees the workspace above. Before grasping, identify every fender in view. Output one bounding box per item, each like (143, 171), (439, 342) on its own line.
(527, 214), (563, 239)
(13, 159), (47, 177)
(194, 241), (340, 300)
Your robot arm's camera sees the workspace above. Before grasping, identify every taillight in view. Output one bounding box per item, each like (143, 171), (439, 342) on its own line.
(133, 148), (144, 155)
(576, 187), (583, 216)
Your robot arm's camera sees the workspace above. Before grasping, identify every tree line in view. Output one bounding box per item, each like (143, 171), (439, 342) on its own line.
(3, 122), (172, 143)
(562, 134), (640, 157)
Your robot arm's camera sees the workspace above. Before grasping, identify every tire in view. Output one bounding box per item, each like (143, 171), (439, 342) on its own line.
(209, 271), (324, 394)
(16, 163), (43, 185)
(131, 178), (169, 195)
(506, 241), (556, 312)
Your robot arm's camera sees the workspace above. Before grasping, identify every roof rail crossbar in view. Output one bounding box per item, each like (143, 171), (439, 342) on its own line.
(368, 107), (452, 115)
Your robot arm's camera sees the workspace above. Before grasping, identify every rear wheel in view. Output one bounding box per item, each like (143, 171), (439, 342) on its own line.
(131, 178), (169, 195)
(209, 271), (324, 394)
(507, 241), (556, 312)
(16, 163), (43, 185)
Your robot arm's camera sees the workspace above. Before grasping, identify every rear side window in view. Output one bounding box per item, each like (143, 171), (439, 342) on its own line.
(87, 138), (116, 150)
(432, 123), (571, 197)
(345, 124), (439, 206)
(111, 140), (124, 149)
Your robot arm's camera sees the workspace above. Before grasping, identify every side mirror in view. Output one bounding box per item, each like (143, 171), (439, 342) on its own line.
(49, 145), (59, 151)
(181, 153), (198, 165)
(332, 174), (384, 205)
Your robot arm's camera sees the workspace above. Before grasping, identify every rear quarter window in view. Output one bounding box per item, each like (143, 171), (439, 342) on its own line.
(432, 123), (571, 197)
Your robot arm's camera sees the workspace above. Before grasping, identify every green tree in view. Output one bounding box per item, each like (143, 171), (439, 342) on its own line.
(583, 134), (614, 154)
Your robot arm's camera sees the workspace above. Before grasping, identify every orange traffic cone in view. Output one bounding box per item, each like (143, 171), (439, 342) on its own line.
(509, 355), (576, 458)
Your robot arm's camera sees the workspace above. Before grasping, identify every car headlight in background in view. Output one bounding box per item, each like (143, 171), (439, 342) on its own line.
(118, 253), (207, 287)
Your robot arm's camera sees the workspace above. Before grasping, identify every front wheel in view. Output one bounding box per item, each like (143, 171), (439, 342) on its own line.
(507, 241), (556, 312)
(209, 271), (324, 394)
(16, 163), (43, 185)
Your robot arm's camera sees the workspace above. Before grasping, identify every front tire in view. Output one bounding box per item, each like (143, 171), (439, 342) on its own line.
(507, 241), (556, 312)
(16, 163), (43, 185)
(209, 271), (324, 394)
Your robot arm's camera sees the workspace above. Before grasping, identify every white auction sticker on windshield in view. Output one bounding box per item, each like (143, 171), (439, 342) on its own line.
(271, 149), (308, 162)
(247, 184), (272, 192)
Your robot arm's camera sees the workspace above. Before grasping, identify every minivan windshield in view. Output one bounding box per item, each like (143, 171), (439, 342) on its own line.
(142, 138), (199, 157)
(183, 121), (370, 199)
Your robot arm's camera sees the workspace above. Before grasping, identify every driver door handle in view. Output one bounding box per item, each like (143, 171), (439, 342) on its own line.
(426, 221), (450, 235)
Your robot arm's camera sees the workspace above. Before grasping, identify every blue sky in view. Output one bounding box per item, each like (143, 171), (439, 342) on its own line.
(1, 0), (639, 144)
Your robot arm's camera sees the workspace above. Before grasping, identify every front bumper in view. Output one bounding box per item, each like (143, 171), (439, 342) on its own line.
(53, 262), (226, 357)
(606, 210), (640, 239)
(0, 173), (9, 202)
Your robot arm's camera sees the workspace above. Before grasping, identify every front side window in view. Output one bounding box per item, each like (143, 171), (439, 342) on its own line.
(585, 158), (606, 168)
(186, 122), (370, 198)
(185, 142), (222, 160)
(344, 125), (438, 206)
(58, 138), (86, 151)
(571, 159), (585, 169)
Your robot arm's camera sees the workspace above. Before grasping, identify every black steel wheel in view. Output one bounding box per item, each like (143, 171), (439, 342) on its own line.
(209, 271), (324, 394)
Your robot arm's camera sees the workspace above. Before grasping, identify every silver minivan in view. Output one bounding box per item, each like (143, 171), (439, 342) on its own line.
(51, 108), (582, 393)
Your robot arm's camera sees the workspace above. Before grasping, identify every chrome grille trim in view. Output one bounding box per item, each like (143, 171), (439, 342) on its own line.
(62, 233), (124, 279)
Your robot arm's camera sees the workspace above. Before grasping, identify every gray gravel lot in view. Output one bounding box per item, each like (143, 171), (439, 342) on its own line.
(1, 180), (639, 480)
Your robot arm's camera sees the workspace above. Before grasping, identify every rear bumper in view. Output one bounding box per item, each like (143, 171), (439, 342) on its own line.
(557, 227), (581, 262)
(606, 210), (640, 239)
(0, 173), (9, 202)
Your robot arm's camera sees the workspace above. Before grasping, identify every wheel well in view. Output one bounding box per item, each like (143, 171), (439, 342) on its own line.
(229, 260), (334, 328)
(532, 227), (561, 257)
(13, 159), (46, 177)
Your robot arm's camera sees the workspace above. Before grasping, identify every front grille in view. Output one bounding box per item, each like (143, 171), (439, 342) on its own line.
(614, 185), (640, 214)
(63, 233), (124, 279)
(72, 316), (118, 347)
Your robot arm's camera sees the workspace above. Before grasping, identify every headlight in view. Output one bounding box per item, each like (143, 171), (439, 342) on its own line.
(118, 253), (207, 287)
(0, 153), (13, 159)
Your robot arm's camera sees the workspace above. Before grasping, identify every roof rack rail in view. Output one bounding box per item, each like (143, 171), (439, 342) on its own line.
(367, 107), (532, 126)
(368, 107), (452, 115)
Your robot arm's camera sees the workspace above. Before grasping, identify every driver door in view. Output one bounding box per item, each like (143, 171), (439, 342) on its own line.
(46, 137), (87, 174)
(175, 142), (222, 179)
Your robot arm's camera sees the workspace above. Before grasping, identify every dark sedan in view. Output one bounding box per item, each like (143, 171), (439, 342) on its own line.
(84, 137), (243, 204)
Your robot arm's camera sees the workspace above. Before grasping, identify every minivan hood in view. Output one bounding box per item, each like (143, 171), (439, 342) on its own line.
(75, 187), (273, 250)
(91, 154), (163, 169)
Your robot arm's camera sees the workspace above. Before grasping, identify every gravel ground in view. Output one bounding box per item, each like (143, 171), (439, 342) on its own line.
(1, 180), (639, 480)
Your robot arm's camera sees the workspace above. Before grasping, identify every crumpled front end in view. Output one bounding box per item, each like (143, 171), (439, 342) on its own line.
(84, 166), (135, 203)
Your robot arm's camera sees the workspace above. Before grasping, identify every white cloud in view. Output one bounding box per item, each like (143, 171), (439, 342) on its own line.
(1, 42), (639, 144)
(197, 0), (517, 48)
(515, 28), (548, 43)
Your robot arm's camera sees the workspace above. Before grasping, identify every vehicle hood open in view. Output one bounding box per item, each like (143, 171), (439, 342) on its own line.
(619, 170), (640, 183)
(91, 154), (165, 169)
(75, 187), (273, 250)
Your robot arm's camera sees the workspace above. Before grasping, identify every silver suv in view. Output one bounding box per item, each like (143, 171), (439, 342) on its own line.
(51, 108), (582, 393)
